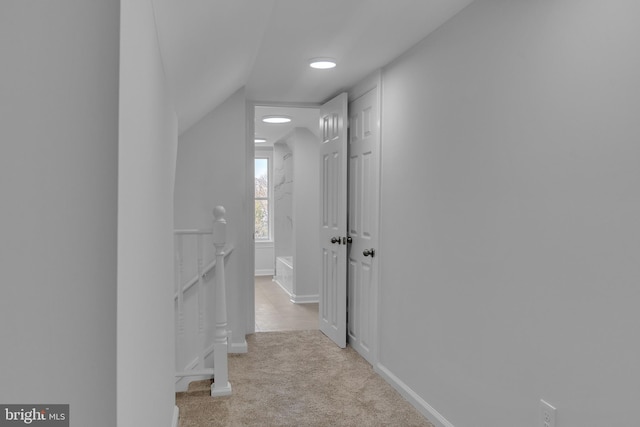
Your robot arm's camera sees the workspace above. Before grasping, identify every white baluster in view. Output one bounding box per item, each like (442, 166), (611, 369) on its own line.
(211, 206), (232, 396)
(196, 234), (205, 371)
(175, 236), (185, 336)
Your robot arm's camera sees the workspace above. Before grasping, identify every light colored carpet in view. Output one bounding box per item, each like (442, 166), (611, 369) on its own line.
(176, 330), (435, 427)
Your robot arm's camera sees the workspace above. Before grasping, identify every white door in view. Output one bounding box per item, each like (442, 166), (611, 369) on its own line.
(347, 86), (379, 364)
(319, 92), (348, 348)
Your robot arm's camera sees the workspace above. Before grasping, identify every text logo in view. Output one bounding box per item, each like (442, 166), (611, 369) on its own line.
(0, 405), (68, 426)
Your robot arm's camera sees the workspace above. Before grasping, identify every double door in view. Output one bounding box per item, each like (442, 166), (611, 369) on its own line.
(318, 87), (379, 365)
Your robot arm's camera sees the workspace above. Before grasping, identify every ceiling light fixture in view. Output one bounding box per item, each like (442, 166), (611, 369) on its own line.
(254, 137), (267, 144)
(262, 115), (292, 124)
(309, 58), (337, 69)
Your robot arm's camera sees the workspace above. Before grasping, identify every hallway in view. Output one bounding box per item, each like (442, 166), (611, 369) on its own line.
(254, 276), (318, 332)
(176, 330), (434, 427)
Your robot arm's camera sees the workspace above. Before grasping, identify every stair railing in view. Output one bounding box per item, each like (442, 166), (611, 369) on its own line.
(211, 206), (232, 396)
(173, 206), (232, 397)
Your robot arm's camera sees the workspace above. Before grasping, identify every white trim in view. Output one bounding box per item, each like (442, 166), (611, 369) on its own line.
(254, 149), (274, 241)
(229, 339), (248, 354)
(173, 246), (234, 300)
(249, 100), (323, 348)
(375, 363), (455, 427)
(373, 69), (383, 369)
(255, 269), (275, 276)
(273, 277), (293, 296)
(174, 343), (215, 390)
(185, 344), (214, 369)
(173, 228), (212, 235)
(290, 293), (319, 304)
(210, 381), (232, 397)
(176, 341), (213, 375)
(172, 406), (179, 427)
(272, 275), (318, 303)
(348, 69), (381, 102)
(246, 99), (257, 344)
(176, 375), (206, 391)
(175, 369), (214, 378)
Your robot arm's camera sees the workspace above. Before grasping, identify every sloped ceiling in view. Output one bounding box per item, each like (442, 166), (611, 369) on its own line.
(152, 0), (475, 134)
(152, 0), (275, 133)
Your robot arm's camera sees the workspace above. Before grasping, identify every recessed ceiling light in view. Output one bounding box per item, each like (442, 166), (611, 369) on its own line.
(309, 58), (337, 69)
(254, 137), (267, 144)
(262, 115), (292, 124)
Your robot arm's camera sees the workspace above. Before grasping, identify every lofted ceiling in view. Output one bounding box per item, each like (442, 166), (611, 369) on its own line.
(152, 0), (475, 135)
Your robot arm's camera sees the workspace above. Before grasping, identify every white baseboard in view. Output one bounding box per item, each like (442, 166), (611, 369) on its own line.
(375, 362), (454, 427)
(229, 339), (247, 353)
(271, 277), (318, 303)
(255, 269), (274, 276)
(210, 381), (233, 397)
(172, 406), (179, 427)
(273, 277), (293, 296)
(290, 293), (319, 304)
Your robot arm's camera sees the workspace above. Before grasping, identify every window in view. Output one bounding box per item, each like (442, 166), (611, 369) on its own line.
(254, 156), (272, 240)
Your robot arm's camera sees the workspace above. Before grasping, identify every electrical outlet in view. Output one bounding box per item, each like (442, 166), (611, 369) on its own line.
(540, 399), (556, 427)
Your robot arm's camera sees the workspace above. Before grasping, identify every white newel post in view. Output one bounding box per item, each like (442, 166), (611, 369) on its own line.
(211, 206), (232, 397)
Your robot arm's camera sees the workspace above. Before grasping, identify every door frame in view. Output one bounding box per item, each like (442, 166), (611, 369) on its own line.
(246, 74), (382, 364)
(247, 101), (322, 335)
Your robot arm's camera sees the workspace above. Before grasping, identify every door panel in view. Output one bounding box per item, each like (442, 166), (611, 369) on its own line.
(347, 87), (379, 363)
(319, 93), (348, 348)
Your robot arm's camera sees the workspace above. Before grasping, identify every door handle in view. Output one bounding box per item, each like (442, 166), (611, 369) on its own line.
(363, 248), (375, 257)
(331, 237), (340, 244)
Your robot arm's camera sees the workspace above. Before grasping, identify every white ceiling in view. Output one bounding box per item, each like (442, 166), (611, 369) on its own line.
(254, 105), (320, 147)
(152, 0), (475, 135)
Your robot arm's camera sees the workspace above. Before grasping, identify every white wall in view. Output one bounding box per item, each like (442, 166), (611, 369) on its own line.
(378, 1), (640, 426)
(118, 0), (178, 425)
(174, 88), (251, 350)
(0, 2), (118, 425)
(272, 128), (320, 302)
(255, 242), (275, 276)
(273, 141), (294, 259)
(292, 128), (321, 301)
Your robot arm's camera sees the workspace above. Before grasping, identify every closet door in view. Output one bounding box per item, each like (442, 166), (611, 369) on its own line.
(318, 93), (348, 348)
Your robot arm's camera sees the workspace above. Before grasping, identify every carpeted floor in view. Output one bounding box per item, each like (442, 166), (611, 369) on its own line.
(176, 330), (435, 427)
